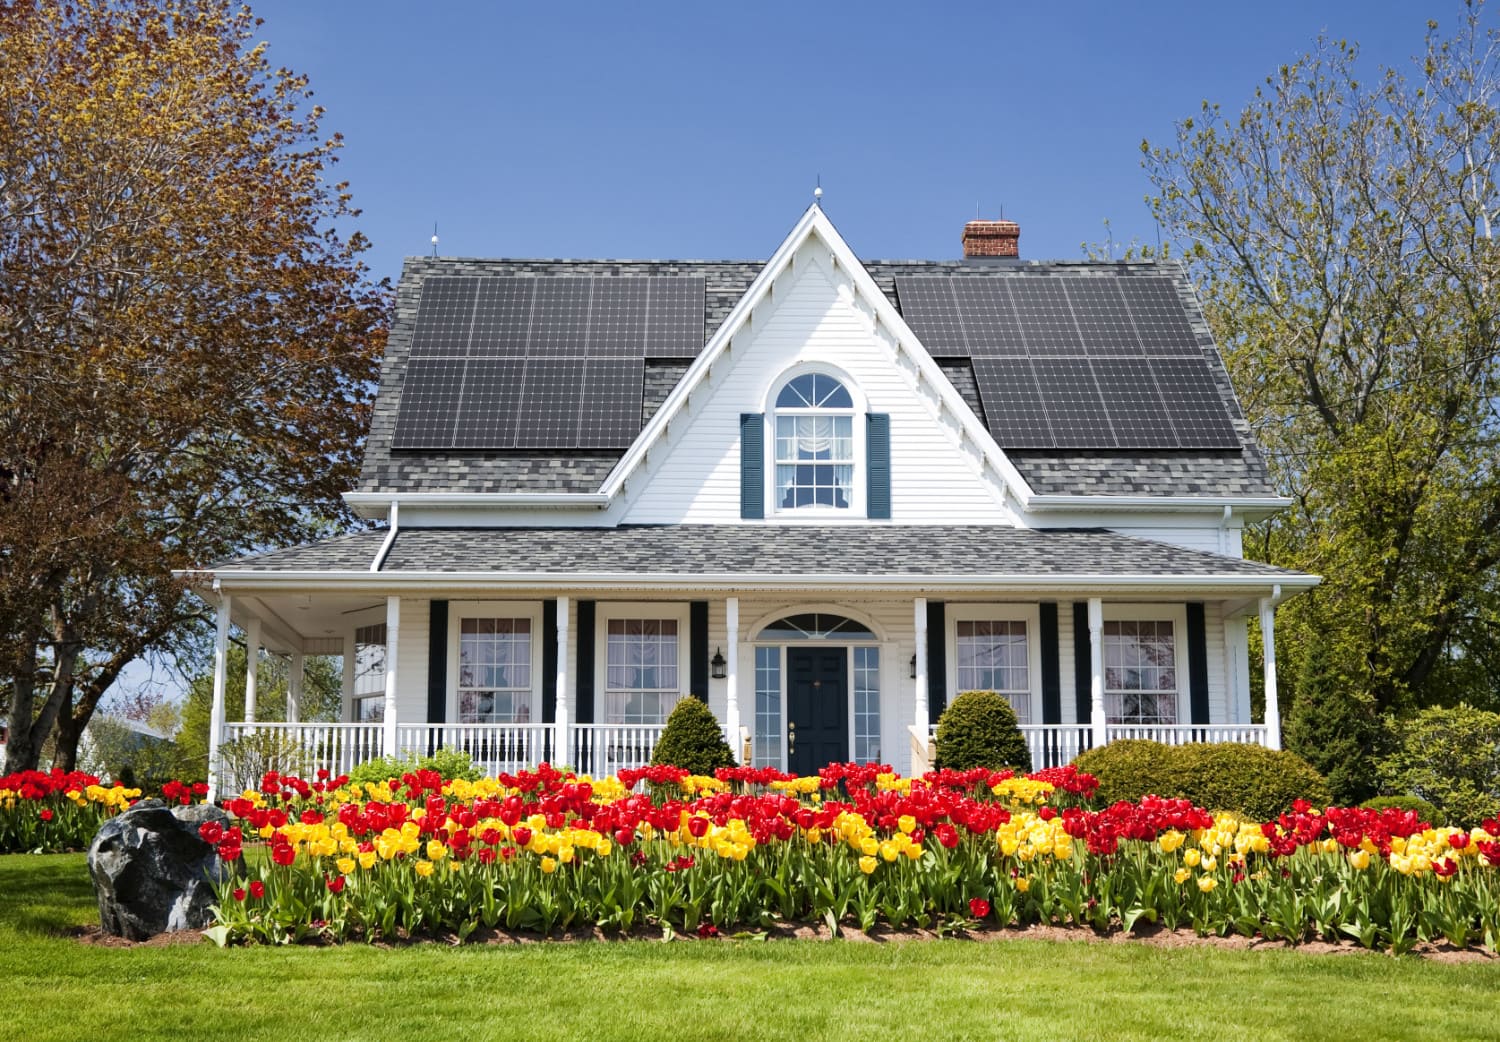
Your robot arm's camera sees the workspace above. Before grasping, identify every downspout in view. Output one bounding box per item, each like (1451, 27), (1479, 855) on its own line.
(371, 501), (399, 573)
(1218, 504), (1231, 556)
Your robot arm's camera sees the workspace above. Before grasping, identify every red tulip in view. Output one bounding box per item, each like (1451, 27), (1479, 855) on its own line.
(969, 898), (991, 919)
(688, 816), (710, 838)
(232, 888), (246, 902)
(512, 827), (532, 848)
(327, 875), (346, 893)
(249, 880), (265, 899)
(614, 826), (636, 846)
(38, 808), (53, 822)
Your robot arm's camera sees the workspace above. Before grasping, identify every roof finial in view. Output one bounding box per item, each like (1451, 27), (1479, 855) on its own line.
(430, 222), (439, 258)
(812, 174), (823, 208)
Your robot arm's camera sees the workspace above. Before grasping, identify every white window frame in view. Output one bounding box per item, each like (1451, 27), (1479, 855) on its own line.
(447, 600), (544, 725)
(1100, 603), (1189, 726)
(345, 607), (389, 723)
(947, 604), (1043, 726)
(764, 364), (867, 520)
(594, 602), (690, 725)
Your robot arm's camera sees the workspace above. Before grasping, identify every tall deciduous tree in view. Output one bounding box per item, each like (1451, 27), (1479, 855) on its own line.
(1144, 4), (1500, 718)
(0, 0), (387, 772)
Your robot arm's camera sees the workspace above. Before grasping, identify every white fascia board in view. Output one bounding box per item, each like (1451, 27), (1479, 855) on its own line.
(209, 569), (1320, 597)
(343, 491), (611, 521)
(1024, 494), (1293, 519)
(597, 205), (1038, 506)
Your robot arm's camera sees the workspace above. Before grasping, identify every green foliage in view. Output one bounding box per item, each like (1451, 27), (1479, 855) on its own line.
(79, 715), (188, 789)
(216, 729), (312, 795)
(1073, 740), (1181, 806)
(1143, 10), (1500, 716)
(1283, 640), (1379, 805)
(347, 748), (483, 787)
(1074, 740), (1332, 819)
(177, 646), (343, 780)
(650, 697), (735, 775)
(1375, 704), (1500, 826)
(1359, 795), (1441, 826)
(933, 691), (1031, 772)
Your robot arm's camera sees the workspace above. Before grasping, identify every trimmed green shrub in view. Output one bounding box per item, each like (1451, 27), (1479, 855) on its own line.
(1072, 739), (1180, 805)
(1172, 743), (1331, 821)
(1283, 640), (1379, 805)
(1359, 794), (1441, 826)
(347, 748), (483, 787)
(651, 697), (735, 775)
(1072, 740), (1331, 820)
(934, 691), (1031, 772)
(1375, 703), (1500, 826)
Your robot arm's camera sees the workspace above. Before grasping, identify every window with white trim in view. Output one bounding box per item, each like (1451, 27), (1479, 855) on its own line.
(773, 372), (855, 511)
(457, 618), (534, 723)
(853, 646), (881, 762)
(753, 646), (782, 768)
(352, 623), (386, 723)
(954, 620), (1031, 725)
(1103, 620), (1178, 725)
(605, 618), (684, 724)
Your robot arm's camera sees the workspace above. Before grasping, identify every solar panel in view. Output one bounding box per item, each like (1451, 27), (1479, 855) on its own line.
(1118, 278), (1202, 356)
(393, 275), (705, 450)
(895, 273), (1242, 451)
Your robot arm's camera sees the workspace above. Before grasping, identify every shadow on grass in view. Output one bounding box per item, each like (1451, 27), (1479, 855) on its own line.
(0, 853), (98, 935)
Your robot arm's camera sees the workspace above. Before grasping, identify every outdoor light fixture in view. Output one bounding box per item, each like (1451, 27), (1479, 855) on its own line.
(711, 648), (727, 679)
(909, 654), (918, 678)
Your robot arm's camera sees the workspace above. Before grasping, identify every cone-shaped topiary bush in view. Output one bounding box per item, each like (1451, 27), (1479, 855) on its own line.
(650, 696), (735, 775)
(934, 690), (1031, 772)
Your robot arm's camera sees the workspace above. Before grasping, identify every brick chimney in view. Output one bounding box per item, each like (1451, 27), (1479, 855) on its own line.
(962, 219), (1020, 258)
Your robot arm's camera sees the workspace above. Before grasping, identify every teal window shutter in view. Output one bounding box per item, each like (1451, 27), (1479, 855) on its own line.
(740, 413), (764, 519)
(867, 413), (891, 519)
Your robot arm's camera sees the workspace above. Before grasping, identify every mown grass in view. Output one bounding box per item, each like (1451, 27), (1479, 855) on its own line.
(3, 853), (1497, 1042)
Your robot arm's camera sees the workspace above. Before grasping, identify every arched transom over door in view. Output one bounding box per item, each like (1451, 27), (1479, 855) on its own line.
(752, 613), (882, 774)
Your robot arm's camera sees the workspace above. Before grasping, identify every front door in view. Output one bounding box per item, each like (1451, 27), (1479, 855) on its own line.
(787, 646), (849, 775)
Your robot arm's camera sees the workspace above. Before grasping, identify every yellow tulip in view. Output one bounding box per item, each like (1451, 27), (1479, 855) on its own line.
(357, 851), (377, 870)
(1197, 875), (1218, 893)
(1174, 868), (1191, 885)
(898, 815), (917, 834)
(879, 841), (899, 863)
(858, 856), (877, 875)
(1015, 876), (1030, 893)
(414, 860), (434, 878)
(540, 856), (558, 874)
(1201, 856), (1218, 872)
(1347, 849), (1370, 871)
(335, 857), (355, 875)
(1182, 848), (1201, 868)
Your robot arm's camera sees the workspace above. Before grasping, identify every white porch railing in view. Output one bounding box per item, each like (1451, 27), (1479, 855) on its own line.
(571, 723), (666, 778)
(1105, 724), (1269, 747)
(395, 723), (556, 777)
(220, 722), (384, 792)
(1019, 725), (1096, 770)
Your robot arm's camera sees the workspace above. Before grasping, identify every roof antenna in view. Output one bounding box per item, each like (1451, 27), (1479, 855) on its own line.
(812, 174), (823, 209)
(430, 222), (439, 258)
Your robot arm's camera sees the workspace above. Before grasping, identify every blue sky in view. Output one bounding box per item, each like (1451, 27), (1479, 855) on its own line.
(253, 0), (1461, 284)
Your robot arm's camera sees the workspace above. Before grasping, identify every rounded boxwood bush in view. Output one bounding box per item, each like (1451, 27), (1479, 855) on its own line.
(1072, 739), (1179, 805)
(1375, 704), (1500, 826)
(1359, 794), (1440, 825)
(933, 691), (1031, 772)
(650, 697), (735, 776)
(1072, 740), (1330, 820)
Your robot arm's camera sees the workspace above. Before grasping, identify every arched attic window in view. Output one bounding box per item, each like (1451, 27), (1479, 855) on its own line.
(773, 372), (857, 511)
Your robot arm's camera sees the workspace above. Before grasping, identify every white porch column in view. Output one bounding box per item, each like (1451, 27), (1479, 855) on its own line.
(1259, 587), (1282, 750)
(913, 597), (929, 730)
(207, 591), (232, 802)
(554, 596), (570, 765)
(341, 633), (356, 723)
(243, 616), (262, 725)
(383, 597), (400, 756)
(287, 651), (304, 724)
(1088, 597), (1107, 749)
(725, 597), (741, 758)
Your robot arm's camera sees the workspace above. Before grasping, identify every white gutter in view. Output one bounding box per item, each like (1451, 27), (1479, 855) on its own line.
(370, 501), (399, 572)
(1023, 494), (1292, 514)
(343, 490), (611, 520)
(205, 569), (1322, 594)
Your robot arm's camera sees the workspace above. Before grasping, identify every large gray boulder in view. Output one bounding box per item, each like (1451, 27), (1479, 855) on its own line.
(87, 798), (233, 939)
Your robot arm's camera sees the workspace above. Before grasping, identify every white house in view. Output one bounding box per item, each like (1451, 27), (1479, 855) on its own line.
(194, 205), (1318, 797)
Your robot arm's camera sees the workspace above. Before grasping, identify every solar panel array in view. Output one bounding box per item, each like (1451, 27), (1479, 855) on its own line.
(392, 276), (706, 450)
(895, 275), (1240, 450)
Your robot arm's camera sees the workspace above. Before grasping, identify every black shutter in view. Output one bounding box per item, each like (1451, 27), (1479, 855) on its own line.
(541, 599), (558, 724)
(867, 413), (891, 519)
(1040, 602), (1061, 725)
(1186, 603), (1210, 726)
(427, 601), (448, 730)
(740, 413), (764, 519)
(1073, 602), (1092, 723)
(690, 601), (709, 701)
(926, 600), (947, 723)
(576, 601), (596, 724)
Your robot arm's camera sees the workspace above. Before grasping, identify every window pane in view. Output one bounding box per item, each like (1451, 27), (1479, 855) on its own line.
(605, 618), (681, 724)
(853, 646), (881, 764)
(1102, 620), (1177, 724)
(955, 619), (1029, 724)
(754, 646), (782, 768)
(457, 617), (533, 723)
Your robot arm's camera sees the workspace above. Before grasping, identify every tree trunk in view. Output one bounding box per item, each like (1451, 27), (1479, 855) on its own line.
(2, 621), (44, 773)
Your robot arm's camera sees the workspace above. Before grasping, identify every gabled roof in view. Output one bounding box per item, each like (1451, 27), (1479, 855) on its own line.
(356, 216), (1275, 501)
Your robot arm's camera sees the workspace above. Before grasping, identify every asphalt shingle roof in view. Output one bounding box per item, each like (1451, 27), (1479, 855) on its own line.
(216, 525), (1303, 582)
(357, 256), (1274, 499)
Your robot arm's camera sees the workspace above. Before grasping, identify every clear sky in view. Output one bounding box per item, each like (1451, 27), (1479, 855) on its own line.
(251, 0), (1463, 284)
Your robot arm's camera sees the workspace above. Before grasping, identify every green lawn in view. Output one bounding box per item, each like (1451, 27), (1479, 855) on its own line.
(4, 853), (1497, 1042)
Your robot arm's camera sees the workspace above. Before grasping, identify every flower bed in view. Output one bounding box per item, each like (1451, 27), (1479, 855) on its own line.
(0, 769), (206, 853)
(202, 762), (1500, 954)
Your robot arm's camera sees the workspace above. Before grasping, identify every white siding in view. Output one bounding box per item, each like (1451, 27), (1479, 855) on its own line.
(623, 245), (1011, 525)
(1057, 602), (1078, 725)
(395, 598), (429, 724)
